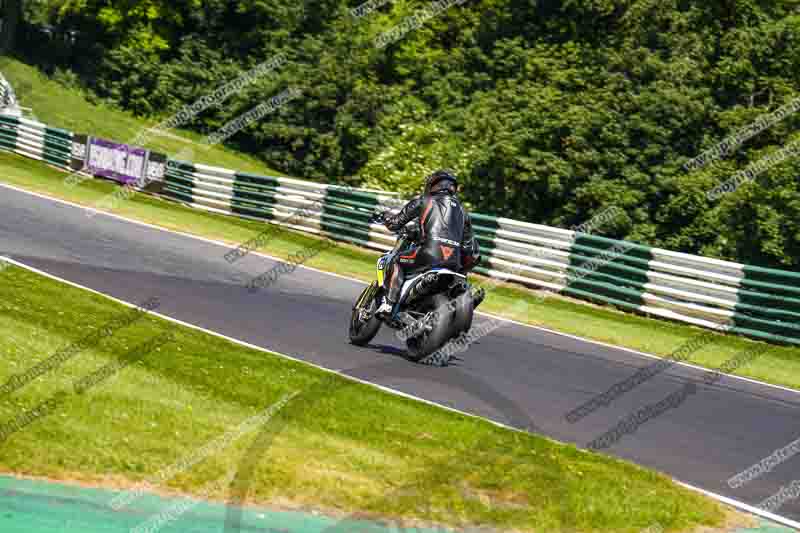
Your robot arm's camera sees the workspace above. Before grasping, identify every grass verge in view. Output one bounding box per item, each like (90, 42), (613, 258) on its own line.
(0, 262), (732, 532)
(2, 150), (800, 395)
(0, 57), (282, 176)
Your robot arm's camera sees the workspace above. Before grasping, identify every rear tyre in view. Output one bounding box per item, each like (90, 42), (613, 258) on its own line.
(349, 283), (382, 346)
(406, 293), (453, 363)
(451, 290), (474, 337)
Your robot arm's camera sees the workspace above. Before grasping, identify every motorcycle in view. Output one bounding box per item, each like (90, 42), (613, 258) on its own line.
(348, 214), (484, 364)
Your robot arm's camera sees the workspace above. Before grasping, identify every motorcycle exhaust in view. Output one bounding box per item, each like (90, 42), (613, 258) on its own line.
(406, 272), (441, 303)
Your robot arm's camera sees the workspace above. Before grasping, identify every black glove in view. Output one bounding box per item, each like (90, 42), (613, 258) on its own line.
(368, 212), (387, 225)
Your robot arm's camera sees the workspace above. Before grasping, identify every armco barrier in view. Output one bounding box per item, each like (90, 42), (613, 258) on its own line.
(1, 112), (799, 347)
(0, 115), (72, 169)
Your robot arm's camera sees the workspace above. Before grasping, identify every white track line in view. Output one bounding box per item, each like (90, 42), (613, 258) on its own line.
(1, 181), (799, 400)
(3, 254), (798, 530)
(677, 481), (800, 531)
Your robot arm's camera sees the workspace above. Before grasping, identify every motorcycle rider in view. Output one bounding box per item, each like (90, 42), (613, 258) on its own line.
(375, 169), (481, 317)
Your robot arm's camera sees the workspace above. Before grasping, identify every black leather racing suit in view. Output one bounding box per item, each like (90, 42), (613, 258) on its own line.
(382, 190), (480, 303)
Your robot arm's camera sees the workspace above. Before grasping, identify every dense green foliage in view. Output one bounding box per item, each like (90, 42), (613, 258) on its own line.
(11, 0), (800, 267)
(0, 0), (23, 52)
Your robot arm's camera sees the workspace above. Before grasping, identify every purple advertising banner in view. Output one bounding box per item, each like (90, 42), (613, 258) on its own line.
(86, 137), (149, 185)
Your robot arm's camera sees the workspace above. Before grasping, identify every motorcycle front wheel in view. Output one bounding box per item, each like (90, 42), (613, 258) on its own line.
(349, 282), (382, 346)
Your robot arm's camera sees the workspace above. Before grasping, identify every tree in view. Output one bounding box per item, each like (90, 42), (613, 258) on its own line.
(0, 0), (23, 53)
(17, 0), (800, 267)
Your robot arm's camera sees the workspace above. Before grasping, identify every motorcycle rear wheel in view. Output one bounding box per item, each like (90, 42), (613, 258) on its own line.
(406, 293), (453, 362)
(450, 289), (474, 337)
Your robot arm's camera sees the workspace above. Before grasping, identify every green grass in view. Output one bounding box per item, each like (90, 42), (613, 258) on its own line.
(0, 263), (730, 532)
(0, 57), (283, 176)
(2, 149), (800, 396)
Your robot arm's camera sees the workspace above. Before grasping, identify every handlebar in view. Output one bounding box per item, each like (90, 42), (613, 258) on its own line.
(368, 212), (386, 225)
(369, 213), (420, 242)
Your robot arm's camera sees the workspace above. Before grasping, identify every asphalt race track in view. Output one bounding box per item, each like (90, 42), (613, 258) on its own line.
(2, 184), (800, 524)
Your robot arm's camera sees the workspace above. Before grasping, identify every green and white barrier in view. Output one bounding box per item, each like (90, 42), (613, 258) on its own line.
(2, 112), (798, 347)
(164, 160), (406, 251)
(0, 115), (73, 169)
(163, 160), (800, 346)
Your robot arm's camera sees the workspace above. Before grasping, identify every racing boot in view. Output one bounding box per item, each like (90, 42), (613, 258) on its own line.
(375, 295), (395, 318)
(472, 287), (486, 310)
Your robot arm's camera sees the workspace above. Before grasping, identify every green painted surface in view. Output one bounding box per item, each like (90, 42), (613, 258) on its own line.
(0, 475), (796, 532)
(0, 476), (461, 532)
(737, 518), (798, 533)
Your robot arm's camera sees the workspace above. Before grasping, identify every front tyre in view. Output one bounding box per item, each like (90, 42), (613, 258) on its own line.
(349, 283), (382, 346)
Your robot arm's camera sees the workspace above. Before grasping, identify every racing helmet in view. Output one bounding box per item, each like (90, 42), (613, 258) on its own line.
(424, 169), (458, 195)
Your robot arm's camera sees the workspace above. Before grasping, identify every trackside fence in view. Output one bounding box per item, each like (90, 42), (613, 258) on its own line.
(0, 114), (72, 169)
(2, 113), (799, 346)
